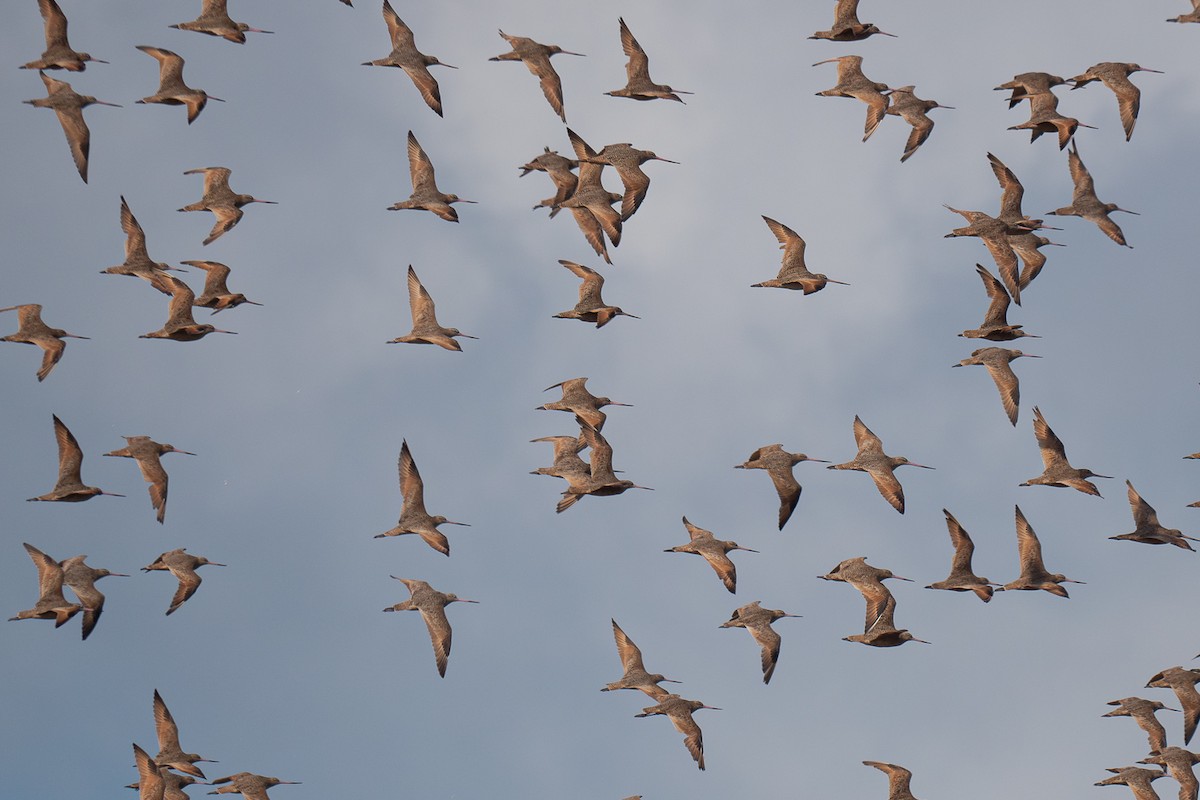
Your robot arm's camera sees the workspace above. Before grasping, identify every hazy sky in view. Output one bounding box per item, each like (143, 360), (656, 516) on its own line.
(2, 2), (1199, 798)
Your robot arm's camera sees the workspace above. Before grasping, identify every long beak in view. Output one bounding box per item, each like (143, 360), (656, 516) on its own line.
(444, 520), (471, 527)
(207, 96), (226, 103)
(654, 157), (680, 164)
(101, 490), (126, 497)
(608, 402), (633, 407)
(560, 50), (585, 57)
(213, 329), (238, 335)
(1139, 68), (1165, 73)
(95, 100), (122, 107)
(246, 27), (273, 34)
(252, 199), (279, 205)
(804, 458), (831, 463)
(735, 546), (760, 553)
(812, 58), (842, 67)
(108, 573), (132, 577)
(63, 333), (90, 339)
(700, 705), (722, 711)
(1022, 354), (1043, 358)
(174, 450), (198, 456)
(1062, 578), (1086, 584)
(907, 463), (935, 470)
(893, 576), (914, 582)
(1116, 208), (1140, 215)
(826, 279), (851, 285)
(457, 334), (479, 339)
(91, 59), (109, 64)
(457, 199), (479, 204)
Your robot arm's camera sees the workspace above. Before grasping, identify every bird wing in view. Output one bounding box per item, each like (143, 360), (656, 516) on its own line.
(382, 0), (415, 49)
(618, 17), (650, 82)
(406, 131), (438, 193)
(1031, 407), (1069, 470)
(859, 582), (896, 633)
(51, 104), (91, 182)
(421, 603), (453, 677)
(975, 264), (1012, 328)
(612, 619), (647, 672)
(981, 234), (1021, 305)
(1127, 481), (1161, 528)
(132, 452), (169, 523)
(39, 0), (69, 48)
(1067, 145), (1097, 203)
(397, 439), (426, 513)
(616, 167), (651, 221)
(704, 551), (738, 594)
(852, 415), (883, 453)
(52, 414), (85, 488)
(165, 567), (201, 615)
(402, 64), (443, 117)
(203, 205), (243, 246)
(133, 744), (165, 800)
(163, 277), (199, 328)
(983, 356), (1021, 426)
(406, 265), (440, 331)
(942, 509), (977, 573)
(153, 690), (183, 752)
(121, 196), (149, 261)
(767, 467), (802, 530)
(35, 336), (66, 383)
(987, 152), (1026, 222)
(747, 621), (782, 684)
(1014, 505), (1050, 578)
(566, 208), (611, 264)
(867, 464), (906, 514)
(559, 260), (604, 307)
(899, 113), (934, 162)
(526, 55), (566, 121)
(24, 542), (63, 599)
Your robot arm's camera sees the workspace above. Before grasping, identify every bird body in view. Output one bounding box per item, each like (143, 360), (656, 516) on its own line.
(925, 509), (999, 601)
(23, 70), (119, 182)
(1104, 697), (1178, 754)
(753, 216), (848, 293)
(1047, 142), (1138, 247)
(489, 30), (583, 122)
(183, 261), (262, 313)
(606, 17), (691, 102)
(140, 276), (238, 341)
(28, 415), (124, 503)
(1020, 406), (1112, 496)
(22, 0), (107, 71)
(1000, 505), (1082, 597)
(0, 303), (88, 382)
(828, 416), (933, 514)
(179, 167), (276, 246)
(104, 436), (196, 524)
(388, 131), (474, 222)
(60, 554), (128, 640)
(960, 264), (1037, 341)
(664, 516), (757, 593)
(810, 0), (897, 40)
(143, 549), (226, 615)
(1069, 62), (1162, 141)
(552, 260), (637, 327)
(952, 346), (1040, 426)
(735, 443), (828, 529)
(884, 85), (951, 162)
(136, 46), (223, 124)
(170, 0), (272, 43)
(374, 439), (468, 556)
(362, 1), (455, 116)
(719, 601), (800, 684)
(383, 577), (477, 677)
(207, 773), (300, 800)
(601, 619), (679, 699)
(388, 265), (476, 351)
(9, 543), (82, 627)
(814, 55), (892, 141)
(634, 694), (719, 770)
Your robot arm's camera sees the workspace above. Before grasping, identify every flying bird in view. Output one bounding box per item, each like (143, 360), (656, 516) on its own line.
(944, 205), (1041, 306)
(27, 415), (124, 503)
(1146, 667), (1200, 745)
(753, 216), (849, 293)
(579, 141), (677, 221)
(104, 435), (196, 524)
(664, 516), (758, 594)
(489, 29), (584, 122)
(986, 152), (1067, 292)
(605, 17), (691, 103)
(387, 265), (476, 351)
(884, 85), (952, 162)
(734, 443), (829, 530)
(179, 167), (276, 246)
(170, 0), (272, 43)
(810, 0), (897, 40)
(135, 46), (224, 124)
(925, 509), (1000, 602)
(552, 260), (638, 327)
(1006, 89), (1094, 150)
(132, 743), (165, 800)
(553, 426), (651, 512)
(1069, 62), (1162, 141)
(827, 416), (933, 514)
(719, 601), (801, 684)
(383, 576), (477, 677)
(362, 0), (456, 117)
(559, 129), (623, 261)
(1020, 406), (1112, 497)
(153, 689), (218, 779)
(60, 554), (128, 640)
(519, 147), (578, 216)
(537, 376), (630, 432)
(995, 72), (1071, 108)
(1138, 748), (1200, 800)
(1111, 481), (1198, 549)
(374, 439), (469, 556)
(0, 303), (88, 382)
(1104, 697), (1179, 755)
(814, 55), (892, 141)
(101, 196), (187, 295)
(140, 276), (238, 341)
(21, 0), (107, 71)
(1094, 765), (1168, 800)
(388, 131), (475, 222)
(23, 70), (119, 182)
(8, 543), (81, 627)
(959, 264), (1038, 341)
(182, 261), (262, 313)
(952, 346), (1041, 426)
(143, 549), (226, 616)
(634, 694), (719, 771)
(999, 505), (1083, 597)
(601, 618), (680, 699)
(863, 761), (922, 800)
(207, 773), (300, 800)
(1046, 142), (1139, 247)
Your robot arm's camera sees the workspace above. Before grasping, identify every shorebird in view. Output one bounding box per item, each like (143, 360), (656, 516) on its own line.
(28, 415), (124, 503)
(559, 129), (623, 260)
(1139, 748), (1200, 800)
(104, 436), (196, 524)
(530, 433), (591, 480)
(519, 147), (577, 216)
(179, 167), (276, 246)
(1069, 62), (1162, 141)
(384, 576), (477, 677)
(153, 689), (218, 779)
(387, 265), (476, 351)
(819, 556), (912, 587)
(960, 264), (1038, 341)
(829, 569), (927, 647)
(925, 509), (1000, 602)
(170, 0), (272, 44)
(995, 72), (1071, 108)
(986, 152), (1066, 291)
(634, 694), (719, 771)
(362, 0), (455, 116)
(1104, 697), (1179, 754)
(1020, 406), (1112, 497)
(1147, 667), (1200, 745)
(998, 505), (1083, 597)
(60, 554), (128, 640)
(374, 439), (468, 556)
(552, 260), (638, 328)
(601, 618), (680, 699)
(182, 261), (262, 313)
(133, 743), (165, 800)
(554, 426), (650, 512)
(24, 70), (119, 182)
(1094, 766), (1168, 800)
(828, 416), (933, 514)
(1112, 481), (1198, 550)
(21, 0), (107, 71)
(538, 377), (630, 432)
(814, 55), (892, 141)
(734, 443), (828, 530)
(489, 30), (583, 122)
(864, 762), (921, 800)
(719, 601), (801, 684)
(101, 196), (186, 295)
(944, 205), (1041, 306)
(884, 85), (951, 162)
(143, 549), (226, 616)
(664, 516), (757, 594)
(606, 17), (691, 103)
(809, 0), (897, 40)
(9, 543), (81, 627)
(128, 770), (206, 800)
(1007, 89), (1094, 149)
(388, 131), (475, 222)
(141, 276), (238, 341)
(0, 303), (88, 382)
(580, 142), (677, 221)
(952, 346), (1040, 426)
(207, 773), (300, 800)
(135, 46), (224, 124)
(1047, 142), (1138, 247)
(753, 215), (849, 294)
(1168, 1), (1200, 22)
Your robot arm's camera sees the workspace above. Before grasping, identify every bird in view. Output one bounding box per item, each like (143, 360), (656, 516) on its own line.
(23, 70), (119, 182)
(605, 17), (691, 103)
(634, 694), (720, 771)
(529, 433), (592, 480)
(752, 216), (849, 294)
(1104, 697), (1179, 755)
(998, 505), (1083, 597)
(826, 564), (927, 647)
(819, 556), (912, 587)
(995, 72), (1071, 108)
(1020, 406), (1112, 497)
(143, 549), (226, 616)
(1111, 481), (1198, 550)
(925, 509), (1000, 602)
(21, 0), (107, 71)
(182, 261), (262, 313)
(1168, 1), (1200, 22)
(1006, 89), (1094, 149)
(27, 415), (124, 503)
(388, 131), (475, 222)
(133, 743), (165, 800)
(719, 601), (801, 684)
(601, 619), (680, 699)
(489, 29), (583, 122)
(170, 0), (272, 43)
(579, 141), (678, 221)
(140, 276), (238, 341)
(553, 426), (651, 513)
(809, 0), (897, 40)
(383, 576), (478, 678)
(863, 761), (921, 800)
(943, 205), (1041, 306)
(0, 303), (88, 382)
(207, 773), (300, 800)
(135, 46), (224, 124)
(1146, 667), (1200, 745)
(103, 435), (196, 524)
(814, 55), (892, 141)
(362, 0), (456, 117)
(538, 376), (630, 432)
(179, 167), (277, 246)
(827, 416), (933, 514)
(986, 152), (1066, 292)
(883, 85), (952, 162)
(127, 770), (207, 800)
(374, 439), (468, 556)
(60, 554), (128, 640)
(519, 147), (578, 216)
(1069, 62), (1162, 141)
(664, 516), (758, 594)
(387, 265), (477, 351)
(952, 346), (1041, 426)
(1094, 765), (1168, 800)
(559, 129), (623, 261)
(960, 264), (1038, 341)
(153, 689), (218, 779)
(101, 196), (187, 295)
(1138, 748), (1200, 800)
(552, 260), (638, 328)
(1046, 142), (1139, 247)
(734, 443), (829, 530)
(8, 543), (82, 627)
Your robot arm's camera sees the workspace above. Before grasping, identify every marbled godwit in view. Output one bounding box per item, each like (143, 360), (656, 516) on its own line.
(1147, 667), (1200, 745)
(0, 303), (88, 382)
(1168, 1), (1200, 22)
(734, 443), (828, 530)
(1095, 766), (1168, 800)
(1007, 89), (1094, 150)
(810, 0), (897, 40)
(819, 556), (912, 587)
(813, 55), (892, 141)
(664, 516), (757, 594)
(1104, 697), (1179, 755)
(986, 151), (1066, 291)
(136, 46), (224, 125)
(152, 689), (218, 779)
(553, 260), (638, 327)
(601, 618), (680, 699)
(998, 505), (1083, 597)
(388, 131), (475, 222)
(171, 0), (272, 44)
(519, 147), (578, 216)
(884, 86), (951, 162)
(1046, 142), (1138, 247)
(179, 167), (276, 246)
(538, 377), (631, 432)
(753, 215), (849, 294)
(1112, 481), (1198, 550)
(133, 743), (166, 800)
(1070, 63), (1162, 141)
(1020, 406), (1112, 497)
(719, 601), (800, 684)
(560, 129), (623, 260)
(141, 276), (238, 341)
(606, 17), (691, 103)
(101, 196), (186, 295)
(21, 0), (107, 71)
(387, 265), (476, 351)
(634, 694), (719, 771)
(182, 261), (262, 313)
(24, 70), (119, 182)
(104, 435), (196, 524)
(580, 142), (677, 221)
(1139, 747), (1200, 800)
(128, 771), (207, 800)
(60, 554), (128, 640)
(827, 566), (927, 646)
(1010, 232), (1065, 292)
(489, 30), (583, 122)
(374, 439), (468, 557)
(8, 543), (81, 627)
(207, 773), (300, 799)
(554, 426), (650, 512)
(960, 264), (1039, 341)
(530, 433), (591, 480)
(363, 1), (455, 117)
(143, 548), (226, 616)
(995, 72), (1071, 108)
(828, 416), (933, 514)
(944, 205), (1040, 306)
(383, 576), (477, 677)
(926, 509), (1000, 602)
(952, 346), (1040, 426)
(28, 415), (124, 503)
(864, 761), (921, 800)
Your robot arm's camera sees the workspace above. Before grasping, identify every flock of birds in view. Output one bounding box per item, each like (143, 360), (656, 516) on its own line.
(5, 0), (1200, 798)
